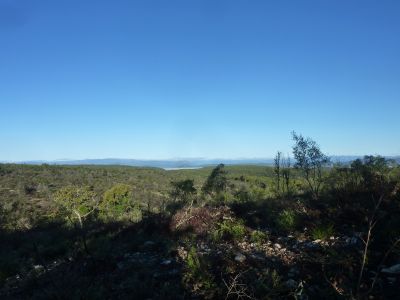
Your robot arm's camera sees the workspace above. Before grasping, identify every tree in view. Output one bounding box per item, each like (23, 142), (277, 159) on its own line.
(350, 155), (393, 195)
(274, 151), (282, 195)
(292, 132), (329, 200)
(274, 152), (292, 197)
(282, 155), (291, 195)
(54, 186), (97, 227)
(54, 186), (97, 254)
(202, 164), (228, 195)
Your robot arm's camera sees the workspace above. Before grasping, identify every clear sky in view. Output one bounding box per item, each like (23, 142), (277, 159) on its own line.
(1, 0), (399, 161)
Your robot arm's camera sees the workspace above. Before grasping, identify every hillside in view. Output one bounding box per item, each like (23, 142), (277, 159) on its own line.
(0, 157), (399, 299)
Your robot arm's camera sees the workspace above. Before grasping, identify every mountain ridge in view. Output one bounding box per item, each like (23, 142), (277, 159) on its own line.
(8, 156), (400, 168)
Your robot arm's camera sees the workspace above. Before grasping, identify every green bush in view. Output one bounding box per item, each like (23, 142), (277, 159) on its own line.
(276, 209), (298, 232)
(99, 184), (141, 222)
(250, 230), (269, 245)
(184, 246), (216, 291)
(235, 187), (252, 202)
(54, 186), (97, 225)
(211, 219), (246, 242)
(311, 224), (334, 240)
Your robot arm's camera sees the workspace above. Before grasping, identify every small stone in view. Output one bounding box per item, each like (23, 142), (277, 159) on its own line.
(143, 241), (156, 247)
(274, 243), (282, 250)
(285, 279), (297, 289)
(161, 259), (172, 265)
(235, 253), (246, 263)
(305, 242), (319, 249)
(381, 264), (400, 274)
(250, 254), (265, 261)
(346, 237), (358, 245)
(168, 269), (179, 276)
(177, 247), (188, 260)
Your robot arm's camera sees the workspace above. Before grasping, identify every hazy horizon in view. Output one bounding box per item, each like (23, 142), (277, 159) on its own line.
(3, 154), (400, 165)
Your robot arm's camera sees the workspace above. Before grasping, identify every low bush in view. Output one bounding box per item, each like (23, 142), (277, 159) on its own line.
(99, 184), (142, 222)
(184, 246), (216, 292)
(276, 209), (299, 232)
(250, 230), (269, 245)
(311, 224), (335, 240)
(211, 219), (246, 242)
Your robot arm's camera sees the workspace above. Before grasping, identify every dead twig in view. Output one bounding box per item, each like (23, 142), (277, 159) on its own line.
(223, 270), (254, 300)
(356, 194), (384, 299)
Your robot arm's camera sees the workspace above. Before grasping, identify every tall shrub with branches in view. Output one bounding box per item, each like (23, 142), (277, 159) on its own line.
(292, 132), (329, 200)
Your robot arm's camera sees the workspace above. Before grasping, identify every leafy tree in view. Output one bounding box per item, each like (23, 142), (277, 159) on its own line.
(54, 186), (97, 227)
(202, 164), (228, 195)
(350, 155), (393, 195)
(54, 186), (97, 254)
(292, 132), (329, 200)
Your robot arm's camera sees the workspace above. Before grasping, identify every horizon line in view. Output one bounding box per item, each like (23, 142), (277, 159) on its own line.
(2, 154), (400, 164)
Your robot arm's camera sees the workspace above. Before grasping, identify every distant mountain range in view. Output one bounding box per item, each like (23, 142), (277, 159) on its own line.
(18, 158), (276, 168)
(10, 156), (400, 169)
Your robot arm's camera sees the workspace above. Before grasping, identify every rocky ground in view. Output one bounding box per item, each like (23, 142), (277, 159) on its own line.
(1, 206), (399, 299)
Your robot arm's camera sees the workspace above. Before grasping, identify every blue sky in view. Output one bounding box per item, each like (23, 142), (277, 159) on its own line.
(1, 0), (399, 161)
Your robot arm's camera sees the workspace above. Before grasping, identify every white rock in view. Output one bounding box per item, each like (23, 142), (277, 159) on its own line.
(235, 253), (246, 263)
(161, 259), (172, 265)
(274, 243), (282, 250)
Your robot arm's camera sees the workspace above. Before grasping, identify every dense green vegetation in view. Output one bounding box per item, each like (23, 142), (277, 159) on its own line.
(1, 135), (399, 299)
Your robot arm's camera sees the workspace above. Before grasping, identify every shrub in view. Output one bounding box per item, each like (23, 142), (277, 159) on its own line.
(276, 209), (298, 232)
(170, 206), (232, 235)
(311, 224), (335, 241)
(184, 246), (216, 291)
(212, 219), (246, 242)
(212, 191), (234, 205)
(170, 179), (196, 202)
(99, 184), (141, 222)
(250, 230), (269, 245)
(235, 187), (252, 202)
